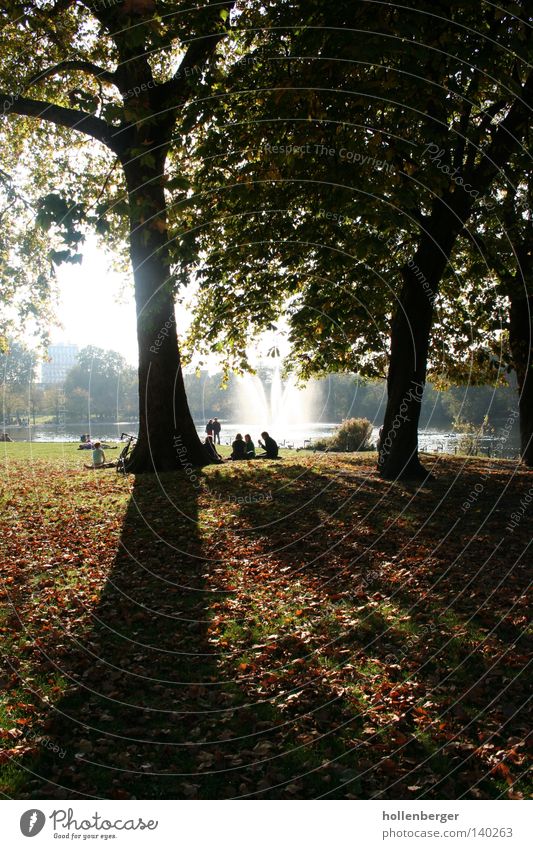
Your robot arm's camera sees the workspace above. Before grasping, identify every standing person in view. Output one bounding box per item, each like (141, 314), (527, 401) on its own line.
(244, 433), (256, 458)
(257, 431), (279, 459)
(206, 419), (214, 439)
(230, 433), (247, 460)
(213, 418), (221, 444)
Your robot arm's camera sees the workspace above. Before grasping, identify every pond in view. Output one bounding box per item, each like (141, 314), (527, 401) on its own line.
(1, 420), (520, 459)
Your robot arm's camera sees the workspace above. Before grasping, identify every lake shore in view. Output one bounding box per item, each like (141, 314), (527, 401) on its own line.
(0, 419), (521, 459)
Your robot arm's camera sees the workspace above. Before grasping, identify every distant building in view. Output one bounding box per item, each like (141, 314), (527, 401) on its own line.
(41, 344), (79, 385)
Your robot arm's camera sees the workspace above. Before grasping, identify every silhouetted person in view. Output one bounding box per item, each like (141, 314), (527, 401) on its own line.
(204, 435), (223, 463)
(231, 433), (247, 460)
(244, 433), (255, 458)
(257, 431), (279, 459)
(206, 419), (214, 438)
(213, 418), (221, 444)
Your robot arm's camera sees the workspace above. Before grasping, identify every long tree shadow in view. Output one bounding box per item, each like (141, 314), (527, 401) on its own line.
(18, 472), (220, 798)
(15, 469), (355, 799)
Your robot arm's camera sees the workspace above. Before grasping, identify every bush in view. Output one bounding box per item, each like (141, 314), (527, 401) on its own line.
(311, 417), (374, 452)
(453, 416), (493, 456)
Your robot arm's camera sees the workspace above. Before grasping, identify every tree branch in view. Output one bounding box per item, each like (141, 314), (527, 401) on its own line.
(154, 2), (236, 109)
(471, 70), (533, 194)
(0, 92), (122, 153)
(86, 159), (121, 214)
(0, 167), (34, 212)
(50, 0), (76, 15)
(24, 60), (117, 91)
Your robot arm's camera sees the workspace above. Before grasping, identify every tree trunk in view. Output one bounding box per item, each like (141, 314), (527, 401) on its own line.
(509, 294), (533, 467)
(379, 204), (463, 480)
(122, 159), (208, 472)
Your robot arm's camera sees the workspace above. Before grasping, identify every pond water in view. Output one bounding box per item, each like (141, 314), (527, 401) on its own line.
(2, 420), (520, 459)
(1, 421), (339, 447)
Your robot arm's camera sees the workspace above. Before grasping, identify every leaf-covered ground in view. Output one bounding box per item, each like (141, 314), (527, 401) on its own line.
(0, 444), (531, 799)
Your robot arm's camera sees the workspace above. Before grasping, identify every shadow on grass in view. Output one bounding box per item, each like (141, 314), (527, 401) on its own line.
(7, 457), (531, 799)
(218, 459), (531, 798)
(11, 472), (352, 799)
(11, 473), (214, 797)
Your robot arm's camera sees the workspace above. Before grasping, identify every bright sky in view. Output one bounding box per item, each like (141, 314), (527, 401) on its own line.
(50, 239), (287, 372)
(51, 239), (138, 366)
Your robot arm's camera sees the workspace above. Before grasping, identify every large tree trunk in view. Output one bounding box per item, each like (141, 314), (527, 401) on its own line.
(122, 158), (207, 472)
(509, 294), (533, 467)
(377, 70), (533, 481)
(378, 204), (463, 480)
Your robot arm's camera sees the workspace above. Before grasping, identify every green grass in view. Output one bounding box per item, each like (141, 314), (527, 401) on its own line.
(0, 440), (307, 464)
(0, 441), (89, 462)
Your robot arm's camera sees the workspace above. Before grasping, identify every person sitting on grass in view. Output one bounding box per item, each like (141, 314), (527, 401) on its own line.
(244, 433), (256, 458)
(257, 431), (279, 459)
(204, 435), (224, 463)
(84, 441), (111, 470)
(230, 433), (247, 460)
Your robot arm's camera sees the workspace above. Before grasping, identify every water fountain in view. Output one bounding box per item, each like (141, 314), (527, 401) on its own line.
(236, 346), (323, 444)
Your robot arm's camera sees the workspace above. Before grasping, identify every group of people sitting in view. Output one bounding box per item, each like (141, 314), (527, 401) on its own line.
(84, 429), (279, 470)
(204, 431), (279, 463)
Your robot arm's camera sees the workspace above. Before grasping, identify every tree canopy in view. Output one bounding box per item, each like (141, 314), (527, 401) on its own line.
(1, 1), (531, 472)
(184, 1), (531, 374)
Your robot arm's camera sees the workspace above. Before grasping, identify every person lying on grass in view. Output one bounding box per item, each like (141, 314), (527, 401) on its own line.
(78, 436), (115, 450)
(257, 431), (279, 459)
(84, 441), (116, 470)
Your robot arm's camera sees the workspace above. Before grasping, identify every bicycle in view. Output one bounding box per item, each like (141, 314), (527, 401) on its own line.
(116, 432), (138, 474)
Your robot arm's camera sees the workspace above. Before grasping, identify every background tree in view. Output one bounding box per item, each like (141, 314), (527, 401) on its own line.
(0, 338), (36, 426)
(0, 339), (36, 386)
(64, 345), (138, 421)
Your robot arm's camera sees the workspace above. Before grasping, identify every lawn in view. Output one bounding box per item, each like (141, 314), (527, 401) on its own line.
(0, 443), (530, 799)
